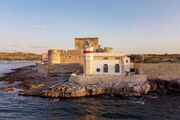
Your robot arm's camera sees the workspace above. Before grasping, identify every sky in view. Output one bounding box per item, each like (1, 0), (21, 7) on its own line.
(0, 0), (180, 54)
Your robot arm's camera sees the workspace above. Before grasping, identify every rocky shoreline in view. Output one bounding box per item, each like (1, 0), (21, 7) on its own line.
(0, 65), (180, 98)
(39, 75), (150, 98)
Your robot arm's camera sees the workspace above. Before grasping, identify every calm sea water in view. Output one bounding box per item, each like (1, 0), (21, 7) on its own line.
(0, 61), (180, 120)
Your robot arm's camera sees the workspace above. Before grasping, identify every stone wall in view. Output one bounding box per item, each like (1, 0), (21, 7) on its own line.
(46, 37), (100, 65)
(43, 74), (150, 97)
(70, 75), (147, 86)
(134, 63), (180, 80)
(48, 50), (61, 64)
(37, 64), (48, 77)
(48, 63), (83, 76)
(38, 63), (83, 76)
(59, 50), (83, 64)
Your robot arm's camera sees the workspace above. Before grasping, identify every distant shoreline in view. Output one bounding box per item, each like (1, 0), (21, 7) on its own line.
(0, 52), (41, 61)
(0, 52), (180, 63)
(0, 59), (40, 61)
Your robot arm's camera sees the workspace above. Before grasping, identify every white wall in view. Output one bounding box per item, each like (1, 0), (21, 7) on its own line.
(123, 57), (131, 72)
(93, 60), (122, 75)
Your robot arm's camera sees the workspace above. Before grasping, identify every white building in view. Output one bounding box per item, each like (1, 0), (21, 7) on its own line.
(83, 43), (131, 76)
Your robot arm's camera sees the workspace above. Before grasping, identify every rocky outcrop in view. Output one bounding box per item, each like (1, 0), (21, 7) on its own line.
(2, 65), (180, 98)
(2, 86), (16, 92)
(148, 79), (180, 92)
(168, 80), (180, 92)
(41, 75), (151, 98)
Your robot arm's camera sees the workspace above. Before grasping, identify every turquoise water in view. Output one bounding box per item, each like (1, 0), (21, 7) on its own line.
(0, 61), (180, 120)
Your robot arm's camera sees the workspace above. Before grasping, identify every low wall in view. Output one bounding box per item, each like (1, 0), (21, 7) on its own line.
(38, 63), (83, 76)
(134, 63), (180, 80)
(48, 63), (83, 76)
(38, 64), (48, 77)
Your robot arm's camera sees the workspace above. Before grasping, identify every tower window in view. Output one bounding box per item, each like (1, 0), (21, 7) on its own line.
(126, 60), (129, 63)
(103, 64), (108, 73)
(115, 64), (120, 73)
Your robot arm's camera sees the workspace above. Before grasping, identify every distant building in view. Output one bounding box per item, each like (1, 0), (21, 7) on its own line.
(48, 37), (99, 65)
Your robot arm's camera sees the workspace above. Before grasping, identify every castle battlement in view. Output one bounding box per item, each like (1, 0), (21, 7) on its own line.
(40, 37), (131, 76)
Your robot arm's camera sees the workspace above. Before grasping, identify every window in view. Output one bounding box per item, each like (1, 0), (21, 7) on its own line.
(96, 68), (100, 72)
(126, 60), (129, 63)
(103, 64), (108, 73)
(115, 64), (120, 73)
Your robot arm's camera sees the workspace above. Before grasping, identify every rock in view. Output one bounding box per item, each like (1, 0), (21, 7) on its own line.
(167, 79), (180, 92)
(2, 86), (16, 92)
(148, 79), (180, 93)
(41, 75), (151, 98)
(30, 83), (44, 89)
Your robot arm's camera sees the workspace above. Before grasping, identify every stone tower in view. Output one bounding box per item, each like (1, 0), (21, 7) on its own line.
(75, 37), (99, 51)
(48, 49), (61, 64)
(83, 41), (94, 76)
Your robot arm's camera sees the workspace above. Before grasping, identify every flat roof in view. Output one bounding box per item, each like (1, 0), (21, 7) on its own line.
(75, 37), (99, 40)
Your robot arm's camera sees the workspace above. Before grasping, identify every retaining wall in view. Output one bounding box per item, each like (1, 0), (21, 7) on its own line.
(48, 63), (83, 76)
(38, 63), (83, 76)
(70, 75), (147, 86)
(134, 63), (180, 80)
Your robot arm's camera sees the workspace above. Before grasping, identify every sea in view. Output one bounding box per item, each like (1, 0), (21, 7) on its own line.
(0, 61), (180, 120)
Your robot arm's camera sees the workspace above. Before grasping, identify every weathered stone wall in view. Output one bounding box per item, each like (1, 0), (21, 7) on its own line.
(37, 64), (48, 77)
(48, 63), (83, 76)
(37, 63), (83, 76)
(59, 50), (83, 64)
(70, 75), (147, 86)
(46, 38), (100, 65)
(134, 63), (180, 80)
(48, 50), (61, 64)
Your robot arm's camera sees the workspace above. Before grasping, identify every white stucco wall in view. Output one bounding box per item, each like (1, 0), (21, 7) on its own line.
(93, 60), (122, 75)
(123, 57), (131, 72)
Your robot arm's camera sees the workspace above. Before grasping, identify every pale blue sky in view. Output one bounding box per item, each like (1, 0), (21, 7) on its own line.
(0, 0), (180, 54)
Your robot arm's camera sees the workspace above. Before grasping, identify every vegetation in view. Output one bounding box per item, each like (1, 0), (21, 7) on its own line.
(1, 52), (179, 63)
(129, 54), (180, 63)
(0, 52), (41, 61)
